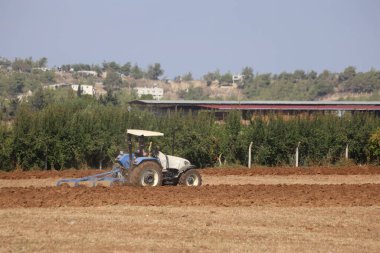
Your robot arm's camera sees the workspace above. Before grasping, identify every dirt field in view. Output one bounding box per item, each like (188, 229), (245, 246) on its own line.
(0, 166), (379, 252)
(1, 174), (380, 188)
(1, 165), (378, 179)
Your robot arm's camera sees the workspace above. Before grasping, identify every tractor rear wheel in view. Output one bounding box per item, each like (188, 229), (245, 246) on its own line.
(129, 161), (163, 187)
(179, 169), (202, 186)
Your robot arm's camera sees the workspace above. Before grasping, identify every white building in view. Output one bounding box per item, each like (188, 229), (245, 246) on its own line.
(71, 84), (95, 96)
(77, 70), (97, 76)
(32, 67), (49, 72)
(134, 87), (164, 100)
(17, 90), (33, 101)
(232, 74), (245, 84)
(44, 83), (95, 96)
(45, 83), (70, 90)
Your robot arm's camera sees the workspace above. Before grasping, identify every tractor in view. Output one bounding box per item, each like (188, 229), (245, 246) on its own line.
(56, 129), (202, 187)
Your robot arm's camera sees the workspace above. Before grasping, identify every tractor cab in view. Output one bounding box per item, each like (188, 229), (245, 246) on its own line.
(126, 129), (163, 157)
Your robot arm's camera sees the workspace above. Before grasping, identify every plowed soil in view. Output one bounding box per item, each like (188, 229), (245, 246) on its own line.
(0, 184), (379, 208)
(0, 165), (379, 179)
(0, 169), (105, 179)
(202, 166), (380, 176)
(2, 174), (380, 188)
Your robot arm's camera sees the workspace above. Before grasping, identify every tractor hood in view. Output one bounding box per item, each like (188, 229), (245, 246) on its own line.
(157, 152), (192, 171)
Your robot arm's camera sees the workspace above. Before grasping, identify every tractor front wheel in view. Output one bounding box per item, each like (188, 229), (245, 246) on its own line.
(179, 169), (202, 186)
(129, 161), (163, 187)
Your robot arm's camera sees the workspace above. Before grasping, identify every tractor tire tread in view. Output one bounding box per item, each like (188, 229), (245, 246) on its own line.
(129, 161), (163, 187)
(179, 169), (202, 186)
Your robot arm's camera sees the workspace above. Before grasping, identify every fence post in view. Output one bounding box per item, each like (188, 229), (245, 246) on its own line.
(295, 142), (301, 167)
(345, 144), (349, 160)
(248, 142), (253, 168)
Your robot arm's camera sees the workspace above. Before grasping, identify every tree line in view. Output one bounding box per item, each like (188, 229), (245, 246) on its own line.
(0, 57), (165, 81)
(0, 94), (379, 171)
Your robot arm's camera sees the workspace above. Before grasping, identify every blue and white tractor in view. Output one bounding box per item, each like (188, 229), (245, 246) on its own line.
(57, 129), (202, 187)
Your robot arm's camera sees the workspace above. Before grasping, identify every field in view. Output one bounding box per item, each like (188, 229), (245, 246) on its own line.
(0, 166), (379, 252)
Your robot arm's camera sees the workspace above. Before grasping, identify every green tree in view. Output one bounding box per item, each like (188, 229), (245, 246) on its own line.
(92, 65), (102, 76)
(307, 70), (317, 80)
(100, 90), (119, 106)
(0, 122), (13, 171)
(368, 127), (380, 164)
(9, 73), (26, 95)
(29, 88), (53, 110)
(220, 72), (233, 85)
(177, 87), (209, 100)
(130, 64), (144, 79)
(147, 63), (164, 80)
(140, 94), (154, 100)
(339, 66), (356, 81)
(222, 111), (242, 163)
(241, 66), (254, 83)
(182, 72), (193, 81)
(103, 72), (122, 90)
(121, 62), (132, 76)
(77, 84), (83, 97)
(318, 70), (332, 80)
(102, 61), (121, 72)
(293, 70), (306, 80)
(116, 89), (138, 106)
(12, 57), (33, 72)
(203, 70), (221, 86)
(36, 57), (48, 68)
(0, 57), (12, 69)
(72, 63), (91, 71)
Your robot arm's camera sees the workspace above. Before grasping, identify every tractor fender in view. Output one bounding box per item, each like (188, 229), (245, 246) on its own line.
(134, 157), (163, 169)
(178, 165), (196, 175)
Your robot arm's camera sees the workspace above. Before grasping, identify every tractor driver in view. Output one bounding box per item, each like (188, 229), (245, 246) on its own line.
(136, 135), (148, 157)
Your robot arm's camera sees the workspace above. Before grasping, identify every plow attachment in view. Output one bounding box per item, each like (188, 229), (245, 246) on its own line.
(56, 167), (126, 187)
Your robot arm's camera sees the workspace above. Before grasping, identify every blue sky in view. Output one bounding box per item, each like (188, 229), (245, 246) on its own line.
(0, 0), (379, 78)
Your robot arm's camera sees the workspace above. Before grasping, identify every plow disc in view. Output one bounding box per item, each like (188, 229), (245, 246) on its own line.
(56, 168), (126, 187)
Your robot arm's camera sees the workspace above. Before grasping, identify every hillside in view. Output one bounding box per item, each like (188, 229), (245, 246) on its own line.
(51, 71), (380, 102)
(1, 57), (380, 103)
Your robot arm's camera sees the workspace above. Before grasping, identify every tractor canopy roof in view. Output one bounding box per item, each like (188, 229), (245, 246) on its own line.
(127, 129), (164, 137)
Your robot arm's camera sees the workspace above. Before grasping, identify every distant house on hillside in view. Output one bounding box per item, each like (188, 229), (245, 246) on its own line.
(45, 83), (71, 89)
(32, 67), (49, 72)
(134, 86), (164, 100)
(77, 70), (97, 76)
(45, 83), (95, 96)
(17, 90), (33, 102)
(71, 84), (95, 96)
